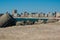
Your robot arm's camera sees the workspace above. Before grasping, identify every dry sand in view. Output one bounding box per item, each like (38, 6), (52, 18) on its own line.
(0, 23), (60, 40)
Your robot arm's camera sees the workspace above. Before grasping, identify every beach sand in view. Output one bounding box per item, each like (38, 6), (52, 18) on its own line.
(0, 23), (60, 40)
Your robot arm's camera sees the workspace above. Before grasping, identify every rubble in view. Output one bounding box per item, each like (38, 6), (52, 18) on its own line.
(0, 14), (16, 28)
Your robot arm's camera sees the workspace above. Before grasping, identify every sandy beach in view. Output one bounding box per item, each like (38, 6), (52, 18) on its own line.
(0, 23), (60, 40)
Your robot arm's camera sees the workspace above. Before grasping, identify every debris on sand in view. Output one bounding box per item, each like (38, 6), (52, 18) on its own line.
(0, 14), (16, 27)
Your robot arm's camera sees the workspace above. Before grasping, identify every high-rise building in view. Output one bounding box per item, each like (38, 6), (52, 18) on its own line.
(24, 11), (29, 17)
(52, 12), (57, 17)
(12, 10), (17, 16)
(43, 13), (45, 17)
(40, 12), (44, 17)
(12, 10), (18, 17)
(56, 12), (60, 18)
(48, 12), (52, 17)
(31, 13), (36, 17)
(38, 13), (41, 17)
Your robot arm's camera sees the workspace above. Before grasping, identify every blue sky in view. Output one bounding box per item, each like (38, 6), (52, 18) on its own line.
(0, 0), (60, 14)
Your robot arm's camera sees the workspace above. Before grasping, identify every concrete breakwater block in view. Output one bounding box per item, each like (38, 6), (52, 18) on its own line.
(0, 14), (16, 27)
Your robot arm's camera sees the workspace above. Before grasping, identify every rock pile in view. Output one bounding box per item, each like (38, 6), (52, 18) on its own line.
(0, 14), (16, 28)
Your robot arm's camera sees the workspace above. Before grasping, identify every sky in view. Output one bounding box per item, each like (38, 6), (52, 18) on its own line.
(0, 0), (60, 14)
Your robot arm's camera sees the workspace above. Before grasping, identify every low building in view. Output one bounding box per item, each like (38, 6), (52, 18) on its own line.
(56, 12), (60, 18)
